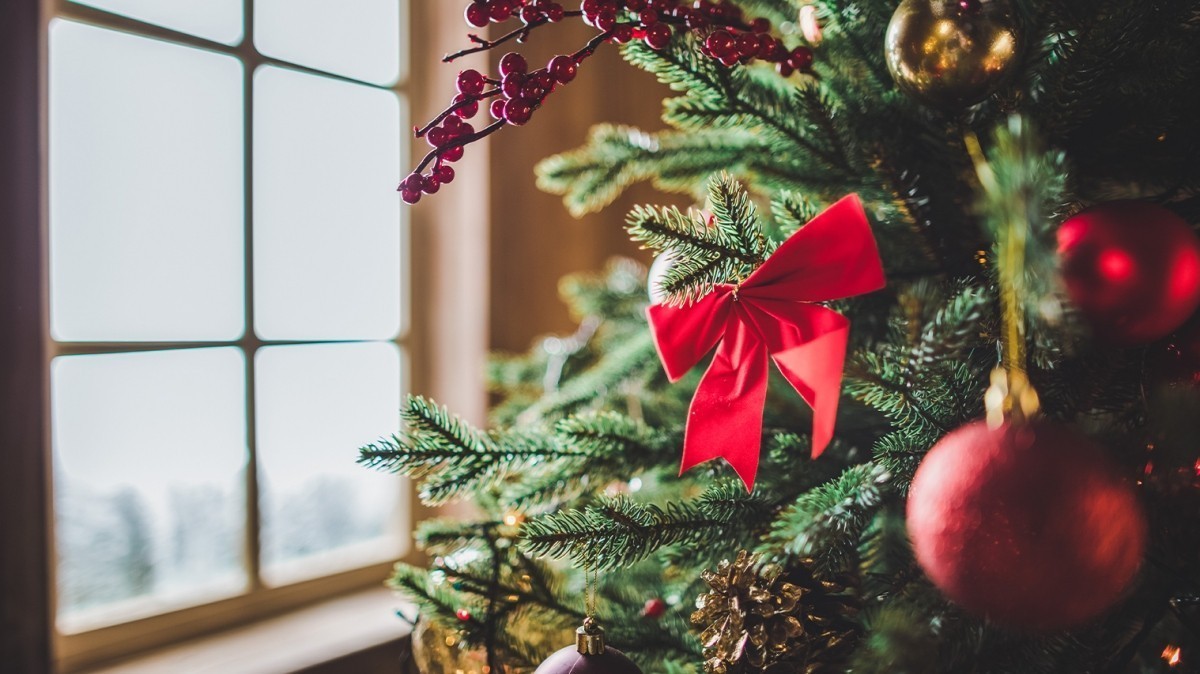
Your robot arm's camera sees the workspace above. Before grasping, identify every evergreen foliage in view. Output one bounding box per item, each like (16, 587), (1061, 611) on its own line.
(364, 1), (1200, 672)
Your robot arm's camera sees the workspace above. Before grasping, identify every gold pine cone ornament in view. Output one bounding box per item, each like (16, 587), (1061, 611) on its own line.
(691, 552), (859, 674)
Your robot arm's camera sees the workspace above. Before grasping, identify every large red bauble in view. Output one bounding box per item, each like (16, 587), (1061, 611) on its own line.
(906, 420), (1147, 631)
(533, 645), (643, 674)
(1057, 201), (1200, 345)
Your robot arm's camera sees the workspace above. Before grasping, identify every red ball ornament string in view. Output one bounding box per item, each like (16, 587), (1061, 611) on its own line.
(903, 134), (1149, 632)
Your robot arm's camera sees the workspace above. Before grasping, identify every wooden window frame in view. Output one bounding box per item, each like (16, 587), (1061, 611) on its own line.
(21, 2), (491, 671)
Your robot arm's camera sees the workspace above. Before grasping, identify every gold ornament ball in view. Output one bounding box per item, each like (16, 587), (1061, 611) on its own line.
(410, 617), (490, 674)
(884, 0), (1022, 109)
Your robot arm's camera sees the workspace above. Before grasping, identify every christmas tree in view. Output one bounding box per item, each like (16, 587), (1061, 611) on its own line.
(363, 1), (1200, 672)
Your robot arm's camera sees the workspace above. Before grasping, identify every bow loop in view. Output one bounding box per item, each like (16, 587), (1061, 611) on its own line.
(739, 194), (886, 303)
(647, 286), (734, 381)
(646, 194), (885, 491)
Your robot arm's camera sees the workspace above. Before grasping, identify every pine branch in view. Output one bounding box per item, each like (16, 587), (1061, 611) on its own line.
(627, 174), (766, 305)
(554, 411), (674, 458)
(769, 190), (822, 237)
(502, 413), (680, 508)
(759, 462), (892, 576)
(520, 488), (772, 570)
(906, 284), (990, 382)
(359, 395), (587, 504)
(515, 329), (659, 422)
(622, 38), (853, 173)
(844, 352), (953, 443)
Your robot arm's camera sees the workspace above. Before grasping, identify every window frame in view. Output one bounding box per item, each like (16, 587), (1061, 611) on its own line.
(33, 1), (489, 671)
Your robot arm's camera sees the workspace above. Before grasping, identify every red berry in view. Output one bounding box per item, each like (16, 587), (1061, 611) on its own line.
(685, 9), (709, 29)
(456, 69), (486, 96)
(422, 175), (441, 194)
(520, 5), (542, 24)
(627, 0), (645, 9)
(455, 121), (476, 138)
(426, 126), (447, 147)
(499, 52), (528, 76)
(581, 0), (604, 15)
(644, 22), (671, 49)
(490, 98), (507, 119)
(735, 32), (759, 59)
(595, 9), (617, 31)
(639, 9), (658, 24)
(705, 30), (735, 58)
(400, 174), (422, 192)
(435, 165), (455, 184)
(545, 3), (565, 21)
(442, 145), (464, 162)
(489, 1), (513, 22)
(453, 94), (479, 119)
(777, 61), (795, 77)
(548, 55), (578, 83)
(789, 45), (814, 72)
(751, 17), (770, 33)
(757, 36), (780, 60)
(455, 608), (471, 621)
(503, 99), (533, 125)
(520, 80), (546, 101)
(501, 72), (525, 99)
(642, 598), (667, 619)
(400, 188), (421, 204)
(611, 24), (634, 43)
(465, 3), (489, 28)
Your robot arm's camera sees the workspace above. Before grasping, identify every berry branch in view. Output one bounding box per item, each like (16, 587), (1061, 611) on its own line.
(399, 0), (819, 204)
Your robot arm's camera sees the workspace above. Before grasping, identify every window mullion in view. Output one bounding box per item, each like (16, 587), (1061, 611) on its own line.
(242, 0), (263, 594)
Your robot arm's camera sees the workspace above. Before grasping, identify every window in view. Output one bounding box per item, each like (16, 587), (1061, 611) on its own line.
(44, 1), (413, 669)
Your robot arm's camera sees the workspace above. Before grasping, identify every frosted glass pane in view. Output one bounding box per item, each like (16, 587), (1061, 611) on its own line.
(255, 0), (403, 85)
(253, 66), (403, 341)
(257, 343), (405, 584)
(70, 0), (243, 45)
(53, 348), (248, 630)
(49, 21), (245, 342)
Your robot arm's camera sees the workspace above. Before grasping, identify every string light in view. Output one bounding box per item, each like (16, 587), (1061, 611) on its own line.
(1162, 644), (1182, 667)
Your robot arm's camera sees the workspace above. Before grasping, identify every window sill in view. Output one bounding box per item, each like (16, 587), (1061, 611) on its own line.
(79, 588), (413, 674)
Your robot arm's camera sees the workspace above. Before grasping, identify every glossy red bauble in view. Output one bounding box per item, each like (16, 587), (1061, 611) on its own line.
(907, 420), (1147, 631)
(1058, 201), (1200, 345)
(533, 645), (643, 674)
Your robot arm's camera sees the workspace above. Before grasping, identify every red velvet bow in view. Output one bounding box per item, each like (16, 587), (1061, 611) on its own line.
(647, 194), (886, 491)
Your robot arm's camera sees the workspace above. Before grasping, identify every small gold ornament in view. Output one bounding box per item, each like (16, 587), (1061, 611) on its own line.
(884, 0), (1022, 109)
(410, 616), (490, 674)
(691, 551), (859, 674)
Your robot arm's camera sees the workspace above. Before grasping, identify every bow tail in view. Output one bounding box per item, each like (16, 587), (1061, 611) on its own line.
(680, 315), (769, 491)
(768, 307), (850, 457)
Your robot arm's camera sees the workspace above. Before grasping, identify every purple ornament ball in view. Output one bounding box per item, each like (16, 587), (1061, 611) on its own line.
(533, 644), (643, 674)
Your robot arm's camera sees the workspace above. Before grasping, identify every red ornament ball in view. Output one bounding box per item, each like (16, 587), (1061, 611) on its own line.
(642, 598), (667, 619)
(1057, 201), (1200, 345)
(533, 644), (642, 674)
(907, 420), (1147, 631)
